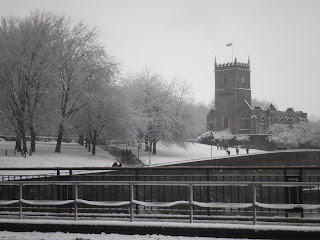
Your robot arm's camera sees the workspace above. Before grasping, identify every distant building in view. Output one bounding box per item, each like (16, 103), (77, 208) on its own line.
(207, 57), (307, 134)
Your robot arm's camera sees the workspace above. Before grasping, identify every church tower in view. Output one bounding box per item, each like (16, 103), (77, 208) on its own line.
(211, 57), (251, 134)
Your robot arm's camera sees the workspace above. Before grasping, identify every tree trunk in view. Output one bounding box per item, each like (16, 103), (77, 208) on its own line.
(30, 127), (36, 152)
(91, 130), (97, 156)
(22, 138), (28, 153)
(79, 134), (84, 146)
(55, 122), (64, 153)
(18, 119), (28, 153)
(88, 139), (91, 152)
(149, 138), (152, 153)
(15, 133), (22, 152)
(152, 140), (157, 154)
(145, 137), (149, 151)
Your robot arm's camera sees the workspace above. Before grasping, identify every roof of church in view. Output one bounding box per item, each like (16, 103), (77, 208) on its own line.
(244, 99), (252, 110)
(269, 104), (277, 111)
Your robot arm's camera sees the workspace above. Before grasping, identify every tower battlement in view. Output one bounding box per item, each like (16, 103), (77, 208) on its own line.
(215, 58), (250, 71)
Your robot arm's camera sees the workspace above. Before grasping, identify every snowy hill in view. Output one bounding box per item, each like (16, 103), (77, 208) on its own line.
(0, 141), (265, 176)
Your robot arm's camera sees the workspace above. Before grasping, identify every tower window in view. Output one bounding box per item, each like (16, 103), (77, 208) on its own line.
(223, 117), (229, 129)
(224, 77), (228, 87)
(242, 77), (245, 84)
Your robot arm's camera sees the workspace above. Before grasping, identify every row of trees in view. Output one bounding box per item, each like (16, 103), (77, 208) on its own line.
(268, 120), (320, 149)
(198, 119), (320, 150)
(0, 11), (209, 155)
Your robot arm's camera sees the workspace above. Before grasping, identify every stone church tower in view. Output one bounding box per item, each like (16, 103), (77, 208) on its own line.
(207, 57), (307, 135)
(207, 57), (252, 134)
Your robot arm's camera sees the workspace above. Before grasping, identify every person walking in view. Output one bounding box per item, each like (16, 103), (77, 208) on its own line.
(236, 147), (239, 155)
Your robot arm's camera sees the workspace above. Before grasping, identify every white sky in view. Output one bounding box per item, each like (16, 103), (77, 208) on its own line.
(1, 0), (320, 117)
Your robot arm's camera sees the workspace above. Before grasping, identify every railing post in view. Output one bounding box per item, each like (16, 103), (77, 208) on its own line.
(74, 183), (78, 221)
(19, 184), (22, 219)
(130, 183), (134, 222)
(252, 183), (257, 225)
(189, 184), (193, 223)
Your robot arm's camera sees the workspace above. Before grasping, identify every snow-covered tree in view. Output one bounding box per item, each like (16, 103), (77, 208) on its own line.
(196, 131), (214, 144)
(235, 134), (250, 147)
(49, 16), (118, 153)
(122, 69), (195, 154)
(213, 129), (235, 144)
(293, 120), (320, 148)
(268, 124), (300, 149)
(0, 11), (54, 152)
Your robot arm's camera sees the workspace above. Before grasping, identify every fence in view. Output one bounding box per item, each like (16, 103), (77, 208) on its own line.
(1, 180), (320, 225)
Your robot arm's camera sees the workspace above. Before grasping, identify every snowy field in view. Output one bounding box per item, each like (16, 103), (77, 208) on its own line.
(0, 140), (265, 169)
(0, 141), (117, 177)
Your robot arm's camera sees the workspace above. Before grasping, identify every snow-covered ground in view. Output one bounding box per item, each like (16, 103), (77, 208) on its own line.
(0, 231), (252, 240)
(0, 141), (265, 168)
(0, 141), (116, 177)
(0, 140), (265, 177)
(128, 142), (265, 166)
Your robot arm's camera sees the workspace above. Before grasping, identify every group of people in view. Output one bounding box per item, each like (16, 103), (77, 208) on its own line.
(216, 143), (249, 156)
(226, 147), (249, 156)
(112, 161), (122, 167)
(121, 148), (132, 161)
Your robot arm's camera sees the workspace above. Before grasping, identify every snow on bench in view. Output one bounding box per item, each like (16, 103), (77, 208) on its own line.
(21, 199), (74, 206)
(132, 200), (189, 208)
(255, 202), (320, 210)
(77, 199), (130, 207)
(192, 201), (253, 209)
(0, 200), (19, 205)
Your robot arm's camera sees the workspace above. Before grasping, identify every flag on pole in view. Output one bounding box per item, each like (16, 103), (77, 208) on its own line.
(226, 42), (232, 47)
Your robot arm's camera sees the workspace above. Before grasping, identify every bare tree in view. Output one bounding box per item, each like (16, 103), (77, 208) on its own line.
(251, 98), (278, 110)
(49, 16), (118, 153)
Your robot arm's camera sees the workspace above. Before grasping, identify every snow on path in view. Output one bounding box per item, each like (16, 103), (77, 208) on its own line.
(0, 231), (241, 240)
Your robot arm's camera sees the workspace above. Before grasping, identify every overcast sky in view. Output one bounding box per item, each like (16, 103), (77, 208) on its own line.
(1, 0), (320, 117)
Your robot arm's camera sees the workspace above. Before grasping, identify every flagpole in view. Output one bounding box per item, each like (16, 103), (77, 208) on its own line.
(232, 41), (233, 62)
(226, 42), (233, 62)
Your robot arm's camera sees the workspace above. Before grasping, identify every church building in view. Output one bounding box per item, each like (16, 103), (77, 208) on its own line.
(207, 58), (307, 134)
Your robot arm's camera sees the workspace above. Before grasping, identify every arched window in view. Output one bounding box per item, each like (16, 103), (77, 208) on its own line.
(224, 77), (228, 87)
(272, 117), (277, 124)
(279, 117), (284, 123)
(259, 116), (267, 134)
(259, 116), (266, 124)
(223, 117), (229, 129)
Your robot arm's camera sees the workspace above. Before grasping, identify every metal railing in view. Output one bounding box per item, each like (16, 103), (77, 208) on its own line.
(1, 180), (320, 225)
